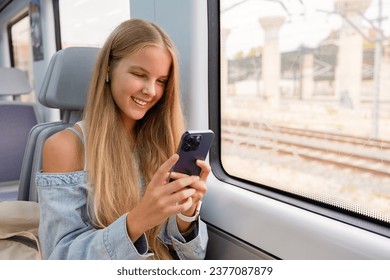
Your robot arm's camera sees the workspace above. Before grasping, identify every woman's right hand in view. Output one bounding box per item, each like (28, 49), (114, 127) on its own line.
(125, 154), (200, 242)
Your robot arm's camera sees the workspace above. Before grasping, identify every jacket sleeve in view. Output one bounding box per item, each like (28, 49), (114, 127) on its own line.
(158, 213), (209, 260)
(36, 171), (152, 260)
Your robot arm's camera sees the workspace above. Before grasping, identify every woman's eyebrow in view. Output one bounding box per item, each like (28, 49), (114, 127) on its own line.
(129, 65), (149, 73)
(129, 65), (169, 79)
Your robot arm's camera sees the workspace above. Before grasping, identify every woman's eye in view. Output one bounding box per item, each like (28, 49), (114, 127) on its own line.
(132, 72), (144, 78)
(157, 79), (167, 85)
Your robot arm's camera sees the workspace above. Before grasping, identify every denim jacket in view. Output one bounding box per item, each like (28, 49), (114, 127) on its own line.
(36, 171), (208, 260)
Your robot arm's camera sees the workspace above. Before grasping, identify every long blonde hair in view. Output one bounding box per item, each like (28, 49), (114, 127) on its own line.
(83, 19), (185, 259)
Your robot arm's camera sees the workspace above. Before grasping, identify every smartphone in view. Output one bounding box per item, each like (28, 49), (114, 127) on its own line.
(170, 130), (214, 179)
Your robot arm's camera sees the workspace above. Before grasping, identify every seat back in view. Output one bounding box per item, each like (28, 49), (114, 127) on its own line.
(0, 68), (39, 200)
(18, 47), (100, 201)
(0, 103), (39, 182)
(0, 67), (32, 99)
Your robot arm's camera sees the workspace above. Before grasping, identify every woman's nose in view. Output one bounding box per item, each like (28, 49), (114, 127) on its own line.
(143, 81), (156, 97)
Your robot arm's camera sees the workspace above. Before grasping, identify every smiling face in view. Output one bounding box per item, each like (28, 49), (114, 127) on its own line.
(109, 45), (172, 132)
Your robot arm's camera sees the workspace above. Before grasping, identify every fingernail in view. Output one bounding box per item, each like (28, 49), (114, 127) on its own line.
(171, 154), (179, 160)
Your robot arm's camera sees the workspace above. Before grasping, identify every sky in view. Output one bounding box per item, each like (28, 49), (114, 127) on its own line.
(221, 0), (390, 58)
(59, 0), (130, 47)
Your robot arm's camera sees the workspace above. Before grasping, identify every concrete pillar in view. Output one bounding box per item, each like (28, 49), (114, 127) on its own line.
(300, 51), (314, 100)
(334, 0), (371, 109)
(381, 44), (390, 102)
(259, 16), (285, 108)
(221, 28), (230, 118)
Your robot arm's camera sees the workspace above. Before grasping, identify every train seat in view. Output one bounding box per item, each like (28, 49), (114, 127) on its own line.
(0, 67), (32, 100)
(18, 47), (100, 201)
(0, 68), (39, 200)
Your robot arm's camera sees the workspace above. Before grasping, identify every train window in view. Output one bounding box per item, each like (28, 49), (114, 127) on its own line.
(218, 0), (390, 224)
(58, 0), (130, 48)
(8, 13), (34, 102)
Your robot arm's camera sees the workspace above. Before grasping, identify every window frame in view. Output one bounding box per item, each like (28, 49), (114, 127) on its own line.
(52, 0), (62, 51)
(207, 0), (390, 238)
(7, 11), (29, 67)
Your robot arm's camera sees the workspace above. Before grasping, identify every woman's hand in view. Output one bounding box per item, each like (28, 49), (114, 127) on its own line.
(125, 154), (200, 242)
(170, 159), (211, 233)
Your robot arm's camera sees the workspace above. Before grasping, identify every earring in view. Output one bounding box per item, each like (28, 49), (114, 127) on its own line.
(106, 72), (110, 83)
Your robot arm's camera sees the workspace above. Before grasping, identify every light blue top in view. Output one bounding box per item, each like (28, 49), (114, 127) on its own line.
(35, 122), (208, 260)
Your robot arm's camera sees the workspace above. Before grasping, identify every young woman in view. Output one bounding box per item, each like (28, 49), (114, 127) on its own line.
(36, 19), (210, 260)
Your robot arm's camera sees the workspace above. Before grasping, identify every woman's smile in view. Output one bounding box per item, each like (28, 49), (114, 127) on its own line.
(131, 96), (149, 107)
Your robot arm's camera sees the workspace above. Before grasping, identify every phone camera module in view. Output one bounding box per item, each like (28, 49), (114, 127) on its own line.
(182, 135), (202, 152)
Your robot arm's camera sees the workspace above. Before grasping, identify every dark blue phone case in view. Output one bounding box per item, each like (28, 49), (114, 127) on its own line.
(171, 130), (214, 176)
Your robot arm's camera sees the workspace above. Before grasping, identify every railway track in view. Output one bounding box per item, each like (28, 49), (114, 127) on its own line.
(222, 118), (390, 177)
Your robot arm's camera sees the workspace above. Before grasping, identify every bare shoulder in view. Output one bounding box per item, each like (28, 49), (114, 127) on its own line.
(42, 126), (84, 173)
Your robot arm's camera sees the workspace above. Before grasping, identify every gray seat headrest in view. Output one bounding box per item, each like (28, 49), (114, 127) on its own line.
(0, 67), (32, 96)
(38, 47), (100, 110)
